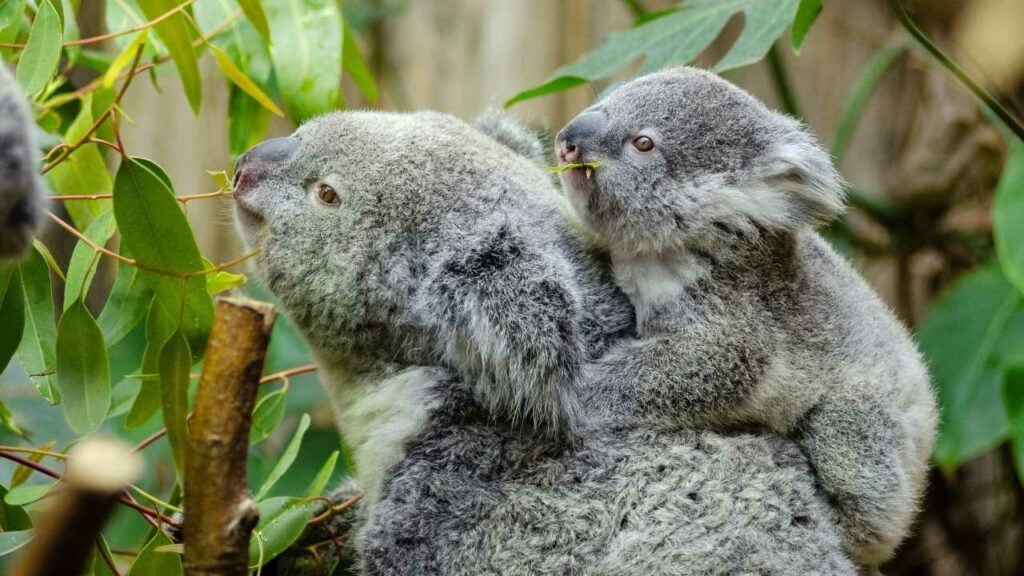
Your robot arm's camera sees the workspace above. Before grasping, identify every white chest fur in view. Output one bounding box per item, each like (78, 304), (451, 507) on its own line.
(612, 250), (708, 328)
(318, 363), (443, 504)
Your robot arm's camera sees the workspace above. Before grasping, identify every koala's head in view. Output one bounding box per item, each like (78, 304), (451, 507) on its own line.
(554, 67), (844, 257)
(0, 65), (44, 259)
(232, 111), (560, 368)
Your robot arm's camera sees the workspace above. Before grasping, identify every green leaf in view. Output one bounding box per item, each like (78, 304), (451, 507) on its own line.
(918, 263), (1024, 468)
(0, 265), (25, 373)
(97, 250), (153, 347)
(342, 20), (377, 104)
(57, 299), (111, 434)
(506, 0), (801, 106)
(127, 531), (183, 576)
(159, 330), (191, 484)
(305, 450), (338, 497)
(4, 483), (53, 506)
(0, 401), (25, 437)
(237, 0), (269, 42)
(31, 238), (65, 282)
(249, 388), (286, 445)
(126, 296), (174, 428)
(831, 40), (907, 165)
(264, 0), (342, 121)
(0, 485), (33, 530)
(0, 0), (25, 59)
(63, 210), (117, 311)
(108, 376), (142, 419)
(248, 497), (316, 566)
(112, 157), (213, 361)
(228, 85), (271, 157)
(138, 0), (202, 113)
(1003, 364), (1024, 482)
(47, 93), (113, 229)
(15, 0), (62, 95)
(209, 43), (283, 116)
(0, 530), (33, 558)
(15, 245), (59, 404)
(790, 0), (821, 53)
(255, 413), (310, 500)
(102, 28), (148, 88)
(995, 141), (1024, 295)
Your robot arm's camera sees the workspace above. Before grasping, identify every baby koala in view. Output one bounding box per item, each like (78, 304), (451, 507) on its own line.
(555, 67), (937, 567)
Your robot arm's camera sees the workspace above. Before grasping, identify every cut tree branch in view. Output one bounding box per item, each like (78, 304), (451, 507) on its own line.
(10, 439), (141, 576)
(184, 298), (276, 576)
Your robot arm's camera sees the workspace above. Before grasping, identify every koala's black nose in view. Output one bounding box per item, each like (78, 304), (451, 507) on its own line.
(555, 111), (606, 163)
(234, 137), (298, 195)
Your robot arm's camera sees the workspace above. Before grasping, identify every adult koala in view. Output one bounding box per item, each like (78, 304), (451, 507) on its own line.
(0, 64), (44, 259)
(234, 110), (859, 575)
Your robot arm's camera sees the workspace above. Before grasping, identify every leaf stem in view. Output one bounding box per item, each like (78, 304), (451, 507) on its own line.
(889, 0), (1024, 142)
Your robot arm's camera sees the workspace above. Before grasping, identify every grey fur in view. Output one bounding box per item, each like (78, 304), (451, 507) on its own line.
(0, 64), (44, 259)
(556, 67), (937, 566)
(235, 109), (860, 574)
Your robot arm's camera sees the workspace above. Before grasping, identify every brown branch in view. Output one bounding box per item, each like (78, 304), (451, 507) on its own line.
(52, 189), (233, 203)
(185, 298), (276, 576)
(10, 439), (141, 576)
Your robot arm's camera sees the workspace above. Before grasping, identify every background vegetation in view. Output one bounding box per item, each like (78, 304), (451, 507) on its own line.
(1, 0), (1022, 574)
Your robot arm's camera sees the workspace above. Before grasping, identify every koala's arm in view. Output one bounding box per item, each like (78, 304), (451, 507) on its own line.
(0, 64), (44, 259)
(420, 222), (586, 440)
(587, 319), (765, 428)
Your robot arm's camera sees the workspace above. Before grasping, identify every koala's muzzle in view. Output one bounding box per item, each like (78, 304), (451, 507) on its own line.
(234, 136), (299, 196)
(556, 111), (606, 164)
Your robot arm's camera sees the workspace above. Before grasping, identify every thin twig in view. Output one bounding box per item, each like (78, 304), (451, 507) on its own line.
(889, 0), (1024, 142)
(0, 0), (198, 49)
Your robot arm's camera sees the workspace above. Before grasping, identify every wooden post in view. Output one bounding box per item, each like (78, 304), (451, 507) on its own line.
(10, 438), (142, 576)
(184, 298), (276, 576)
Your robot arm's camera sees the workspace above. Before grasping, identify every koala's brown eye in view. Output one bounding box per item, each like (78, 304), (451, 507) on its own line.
(632, 136), (654, 152)
(316, 183), (338, 206)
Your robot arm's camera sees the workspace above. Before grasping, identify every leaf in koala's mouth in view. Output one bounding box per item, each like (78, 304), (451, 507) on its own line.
(546, 161), (603, 180)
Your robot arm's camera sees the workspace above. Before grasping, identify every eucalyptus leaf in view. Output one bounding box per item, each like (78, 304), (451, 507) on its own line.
(63, 210), (116, 311)
(305, 450), (339, 497)
(248, 496), (316, 566)
(138, 0), (202, 113)
(159, 330), (191, 484)
(0, 530), (33, 557)
(790, 0), (822, 52)
(56, 299), (111, 434)
(4, 483), (53, 506)
(15, 0), (62, 95)
(0, 484), (33, 530)
(15, 245), (59, 404)
(994, 141), (1024, 295)
(1004, 364), (1024, 482)
(918, 263), (1024, 468)
(112, 157), (213, 361)
(255, 413), (310, 500)
(47, 93), (113, 229)
(506, 0), (805, 106)
(342, 20), (377, 104)
(97, 247), (153, 348)
(249, 388), (286, 445)
(0, 265), (25, 372)
(209, 43), (283, 116)
(237, 0), (269, 42)
(264, 0), (342, 121)
(126, 296), (173, 428)
(127, 531), (183, 576)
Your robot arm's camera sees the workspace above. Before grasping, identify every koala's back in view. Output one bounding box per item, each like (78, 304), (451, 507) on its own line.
(357, 383), (857, 576)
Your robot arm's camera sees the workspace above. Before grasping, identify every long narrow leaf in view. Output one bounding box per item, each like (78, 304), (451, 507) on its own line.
(255, 413), (310, 500)
(56, 299), (111, 434)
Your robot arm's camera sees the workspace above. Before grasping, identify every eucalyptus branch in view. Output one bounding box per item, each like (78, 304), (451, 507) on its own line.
(45, 210), (262, 279)
(889, 0), (1024, 142)
(51, 189), (233, 203)
(0, 0), (198, 49)
(41, 42), (145, 174)
(0, 449), (179, 527)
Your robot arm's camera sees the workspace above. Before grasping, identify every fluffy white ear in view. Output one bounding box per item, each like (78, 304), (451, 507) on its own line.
(473, 108), (546, 163)
(754, 123), (846, 229)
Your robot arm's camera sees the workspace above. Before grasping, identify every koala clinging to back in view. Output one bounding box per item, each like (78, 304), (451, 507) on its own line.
(555, 67), (937, 566)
